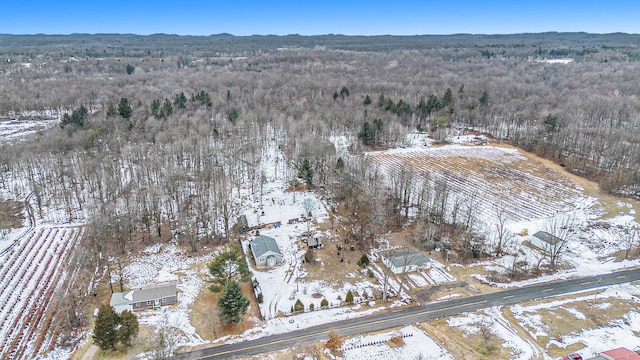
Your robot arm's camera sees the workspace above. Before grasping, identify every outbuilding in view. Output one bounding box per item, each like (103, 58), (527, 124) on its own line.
(530, 231), (564, 252)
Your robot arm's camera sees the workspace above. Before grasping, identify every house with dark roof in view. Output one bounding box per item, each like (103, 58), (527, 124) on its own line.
(530, 230), (564, 251)
(110, 283), (177, 313)
(249, 235), (283, 268)
(382, 251), (431, 274)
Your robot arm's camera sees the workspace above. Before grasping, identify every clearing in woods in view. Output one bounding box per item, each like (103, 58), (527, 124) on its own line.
(369, 144), (588, 225)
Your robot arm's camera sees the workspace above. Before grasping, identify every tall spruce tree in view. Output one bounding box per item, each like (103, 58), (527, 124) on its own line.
(358, 121), (375, 146)
(118, 97), (133, 119)
(217, 281), (250, 325)
(93, 305), (120, 350)
(118, 310), (139, 347)
(297, 158), (313, 187)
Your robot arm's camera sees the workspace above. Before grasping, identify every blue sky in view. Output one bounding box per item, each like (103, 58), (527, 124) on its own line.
(3, 1), (639, 35)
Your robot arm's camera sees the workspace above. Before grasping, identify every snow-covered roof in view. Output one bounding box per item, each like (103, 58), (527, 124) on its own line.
(250, 235), (282, 258)
(110, 283), (177, 306)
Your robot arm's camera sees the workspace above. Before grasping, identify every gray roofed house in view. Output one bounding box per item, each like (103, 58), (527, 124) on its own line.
(383, 251), (431, 274)
(249, 235), (283, 268)
(110, 283), (177, 313)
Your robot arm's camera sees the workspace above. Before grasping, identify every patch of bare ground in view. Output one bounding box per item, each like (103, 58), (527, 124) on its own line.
(189, 281), (262, 348)
(299, 215), (374, 283)
(0, 199), (25, 228)
(419, 320), (511, 360)
(502, 289), (639, 357)
(610, 248), (640, 262)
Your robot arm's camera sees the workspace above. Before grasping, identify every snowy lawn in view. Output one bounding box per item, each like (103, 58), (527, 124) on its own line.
(117, 243), (212, 350)
(340, 326), (454, 360)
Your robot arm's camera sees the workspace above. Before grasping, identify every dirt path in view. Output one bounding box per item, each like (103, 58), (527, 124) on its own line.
(73, 343), (98, 360)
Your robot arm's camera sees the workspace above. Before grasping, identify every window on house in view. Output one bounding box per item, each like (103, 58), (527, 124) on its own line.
(146, 300), (151, 305)
(162, 297), (166, 303)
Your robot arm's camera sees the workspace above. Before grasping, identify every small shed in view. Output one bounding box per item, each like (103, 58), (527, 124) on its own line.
(249, 235), (283, 268)
(110, 283), (177, 313)
(301, 231), (323, 248)
(382, 251), (431, 274)
(307, 234), (323, 248)
(530, 231), (564, 251)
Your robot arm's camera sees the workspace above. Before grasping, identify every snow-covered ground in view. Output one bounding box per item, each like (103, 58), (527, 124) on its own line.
(117, 243), (210, 349)
(511, 283), (640, 358)
(341, 326), (454, 360)
(0, 119), (58, 141)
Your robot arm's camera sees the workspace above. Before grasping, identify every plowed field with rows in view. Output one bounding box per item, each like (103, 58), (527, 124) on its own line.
(368, 145), (583, 224)
(0, 226), (83, 359)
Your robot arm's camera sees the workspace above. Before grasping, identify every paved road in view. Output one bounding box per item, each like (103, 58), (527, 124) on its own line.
(174, 268), (640, 360)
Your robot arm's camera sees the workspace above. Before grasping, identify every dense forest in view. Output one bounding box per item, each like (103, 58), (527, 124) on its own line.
(1, 33), (639, 341)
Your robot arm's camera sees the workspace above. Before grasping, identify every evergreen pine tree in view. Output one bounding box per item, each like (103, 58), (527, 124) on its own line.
(358, 122), (375, 146)
(162, 99), (173, 118)
(118, 97), (133, 119)
(479, 91), (490, 107)
(443, 88), (454, 107)
(228, 107), (240, 122)
(118, 310), (139, 347)
(93, 305), (120, 350)
(345, 290), (354, 304)
(61, 105), (87, 128)
(339, 86), (350, 98)
(106, 102), (117, 117)
(174, 92), (187, 109)
(363, 94), (372, 105)
(297, 159), (313, 187)
(151, 99), (161, 118)
(217, 281), (250, 325)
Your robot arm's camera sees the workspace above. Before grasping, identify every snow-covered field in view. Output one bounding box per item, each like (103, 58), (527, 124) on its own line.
(0, 119), (58, 141)
(341, 326), (454, 360)
(0, 224), (83, 359)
